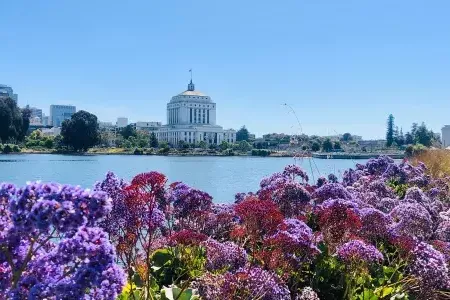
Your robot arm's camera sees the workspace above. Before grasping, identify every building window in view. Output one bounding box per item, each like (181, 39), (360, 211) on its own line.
(190, 108), (192, 123)
(207, 110), (209, 124)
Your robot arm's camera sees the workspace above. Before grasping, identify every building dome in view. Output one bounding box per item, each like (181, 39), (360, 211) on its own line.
(178, 90), (207, 96)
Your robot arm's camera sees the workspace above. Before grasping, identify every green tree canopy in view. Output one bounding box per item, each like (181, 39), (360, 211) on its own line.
(61, 110), (100, 151)
(0, 97), (25, 143)
(322, 138), (333, 152)
(333, 141), (342, 150)
(150, 132), (159, 148)
(386, 114), (395, 147)
(311, 141), (320, 152)
(236, 126), (250, 142)
(237, 140), (252, 152)
(342, 133), (352, 141)
(120, 125), (137, 139)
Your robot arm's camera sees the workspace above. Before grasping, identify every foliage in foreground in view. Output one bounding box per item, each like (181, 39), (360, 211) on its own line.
(2, 156), (450, 299)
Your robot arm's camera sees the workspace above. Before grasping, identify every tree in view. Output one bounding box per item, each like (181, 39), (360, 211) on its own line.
(415, 122), (432, 147)
(395, 128), (405, 146)
(0, 97), (24, 143)
(311, 141), (320, 152)
(19, 107), (31, 141)
(333, 141), (342, 150)
(120, 125), (136, 139)
(219, 141), (230, 151)
(386, 114), (394, 147)
(236, 126), (250, 142)
(342, 133), (352, 142)
(237, 140), (252, 152)
(61, 110), (100, 151)
(322, 138), (333, 152)
(150, 132), (159, 148)
(405, 132), (414, 144)
(198, 141), (207, 149)
(159, 141), (169, 149)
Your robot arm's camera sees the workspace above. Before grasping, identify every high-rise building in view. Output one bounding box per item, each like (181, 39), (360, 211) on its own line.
(116, 117), (128, 128)
(50, 105), (76, 127)
(0, 84), (18, 104)
(442, 125), (450, 148)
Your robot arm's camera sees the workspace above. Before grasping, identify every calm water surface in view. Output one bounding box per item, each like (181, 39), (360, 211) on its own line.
(0, 154), (366, 203)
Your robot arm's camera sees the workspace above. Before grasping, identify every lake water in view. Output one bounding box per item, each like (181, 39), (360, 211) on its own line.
(0, 154), (366, 203)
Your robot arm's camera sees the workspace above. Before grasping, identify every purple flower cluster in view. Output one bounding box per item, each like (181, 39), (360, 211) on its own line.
(283, 164), (309, 182)
(202, 238), (247, 272)
(270, 218), (319, 256)
(170, 183), (213, 218)
(390, 203), (433, 240)
(359, 208), (392, 241)
(0, 181), (124, 299)
(272, 182), (311, 217)
(337, 240), (383, 265)
(410, 242), (449, 290)
(197, 267), (290, 300)
(435, 220), (450, 242)
(312, 183), (352, 203)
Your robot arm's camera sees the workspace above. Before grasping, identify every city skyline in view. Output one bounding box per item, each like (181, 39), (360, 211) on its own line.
(2, 0), (450, 139)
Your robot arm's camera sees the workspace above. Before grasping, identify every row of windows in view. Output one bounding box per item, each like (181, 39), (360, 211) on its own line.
(168, 104), (214, 108)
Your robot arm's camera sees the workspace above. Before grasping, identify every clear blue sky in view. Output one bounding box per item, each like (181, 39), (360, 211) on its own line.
(2, 0), (450, 139)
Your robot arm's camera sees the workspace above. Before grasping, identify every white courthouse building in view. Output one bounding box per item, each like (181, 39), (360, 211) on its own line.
(157, 80), (236, 146)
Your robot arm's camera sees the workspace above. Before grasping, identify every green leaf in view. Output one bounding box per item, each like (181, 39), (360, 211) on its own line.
(362, 290), (378, 300)
(382, 287), (394, 297)
(161, 286), (194, 300)
(152, 249), (173, 267)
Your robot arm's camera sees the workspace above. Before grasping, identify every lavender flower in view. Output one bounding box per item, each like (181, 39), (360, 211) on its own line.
(197, 267), (291, 300)
(312, 183), (352, 203)
(435, 221), (450, 242)
(272, 182), (311, 216)
(337, 240), (383, 265)
(0, 181), (124, 299)
(410, 242), (449, 290)
(359, 208), (392, 241)
(390, 203), (433, 240)
(327, 173), (338, 183)
(202, 239), (247, 272)
(403, 187), (431, 204)
(365, 156), (395, 175)
(170, 183), (213, 218)
(283, 164), (309, 182)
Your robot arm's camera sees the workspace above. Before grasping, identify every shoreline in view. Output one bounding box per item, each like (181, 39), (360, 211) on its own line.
(3, 149), (405, 159)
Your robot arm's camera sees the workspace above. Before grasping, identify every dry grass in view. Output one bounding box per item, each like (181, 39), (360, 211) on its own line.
(412, 149), (450, 178)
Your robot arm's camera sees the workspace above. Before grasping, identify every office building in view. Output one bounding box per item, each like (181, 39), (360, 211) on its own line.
(50, 105), (76, 127)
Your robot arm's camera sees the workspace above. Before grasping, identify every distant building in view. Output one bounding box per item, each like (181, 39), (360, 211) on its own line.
(442, 125), (450, 148)
(116, 117), (128, 128)
(99, 121), (114, 129)
(42, 127), (61, 137)
(50, 105), (76, 127)
(0, 84), (18, 103)
(30, 117), (42, 125)
(136, 121), (162, 132)
(156, 79), (236, 146)
(28, 106), (43, 120)
(42, 115), (50, 126)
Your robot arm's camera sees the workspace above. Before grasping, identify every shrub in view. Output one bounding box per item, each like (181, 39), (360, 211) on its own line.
(2, 144), (12, 153)
(133, 148), (144, 155)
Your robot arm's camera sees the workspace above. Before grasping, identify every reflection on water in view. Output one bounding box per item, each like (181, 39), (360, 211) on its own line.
(0, 154), (364, 203)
